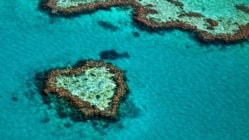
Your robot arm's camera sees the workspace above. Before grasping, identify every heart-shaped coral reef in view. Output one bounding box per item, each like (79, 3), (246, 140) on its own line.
(44, 60), (128, 119)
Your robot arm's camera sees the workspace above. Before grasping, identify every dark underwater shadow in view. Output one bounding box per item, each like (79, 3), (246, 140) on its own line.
(99, 49), (130, 60)
(97, 20), (120, 31)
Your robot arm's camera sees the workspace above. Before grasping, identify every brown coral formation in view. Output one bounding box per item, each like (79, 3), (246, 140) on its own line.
(40, 0), (249, 42)
(166, 0), (184, 9)
(178, 12), (204, 18)
(236, 4), (249, 14)
(198, 24), (249, 42)
(206, 18), (218, 30)
(44, 60), (128, 119)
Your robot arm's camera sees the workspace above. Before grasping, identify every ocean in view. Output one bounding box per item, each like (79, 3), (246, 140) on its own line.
(0, 0), (249, 139)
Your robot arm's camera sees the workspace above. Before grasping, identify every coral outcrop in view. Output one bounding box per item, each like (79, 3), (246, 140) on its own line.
(44, 60), (128, 119)
(236, 4), (249, 14)
(39, 0), (249, 42)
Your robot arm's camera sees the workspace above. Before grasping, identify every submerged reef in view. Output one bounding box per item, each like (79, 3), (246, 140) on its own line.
(97, 21), (119, 31)
(44, 60), (128, 119)
(40, 0), (249, 42)
(99, 50), (129, 60)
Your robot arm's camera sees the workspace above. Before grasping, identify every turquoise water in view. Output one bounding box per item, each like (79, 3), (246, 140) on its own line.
(0, 0), (249, 139)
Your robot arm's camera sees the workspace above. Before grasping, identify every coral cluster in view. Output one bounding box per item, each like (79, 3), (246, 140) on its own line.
(44, 60), (128, 119)
(55, 67), (116, 110)
(56, 0), (107, 8)
(40, 0), (249, 42)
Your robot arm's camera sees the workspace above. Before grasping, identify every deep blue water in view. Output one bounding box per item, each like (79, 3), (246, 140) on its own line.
(0, 0), (249, 139)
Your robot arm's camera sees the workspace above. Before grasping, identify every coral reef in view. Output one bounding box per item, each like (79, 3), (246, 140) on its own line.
(39, 0), (249, 42)
(44, 60), (128, 119)
(236, 4), (249, 14)
(56, 0), (107, 8)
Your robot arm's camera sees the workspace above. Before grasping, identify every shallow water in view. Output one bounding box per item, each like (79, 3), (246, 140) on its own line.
(0, 0), (249, 139)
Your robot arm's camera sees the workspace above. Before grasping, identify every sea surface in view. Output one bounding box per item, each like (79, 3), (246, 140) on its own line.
(0, 0), (249, 139)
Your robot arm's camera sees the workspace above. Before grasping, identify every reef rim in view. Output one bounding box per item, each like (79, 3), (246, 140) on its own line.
(44, 60), (128, 119)
(39, 0), (249, 43)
